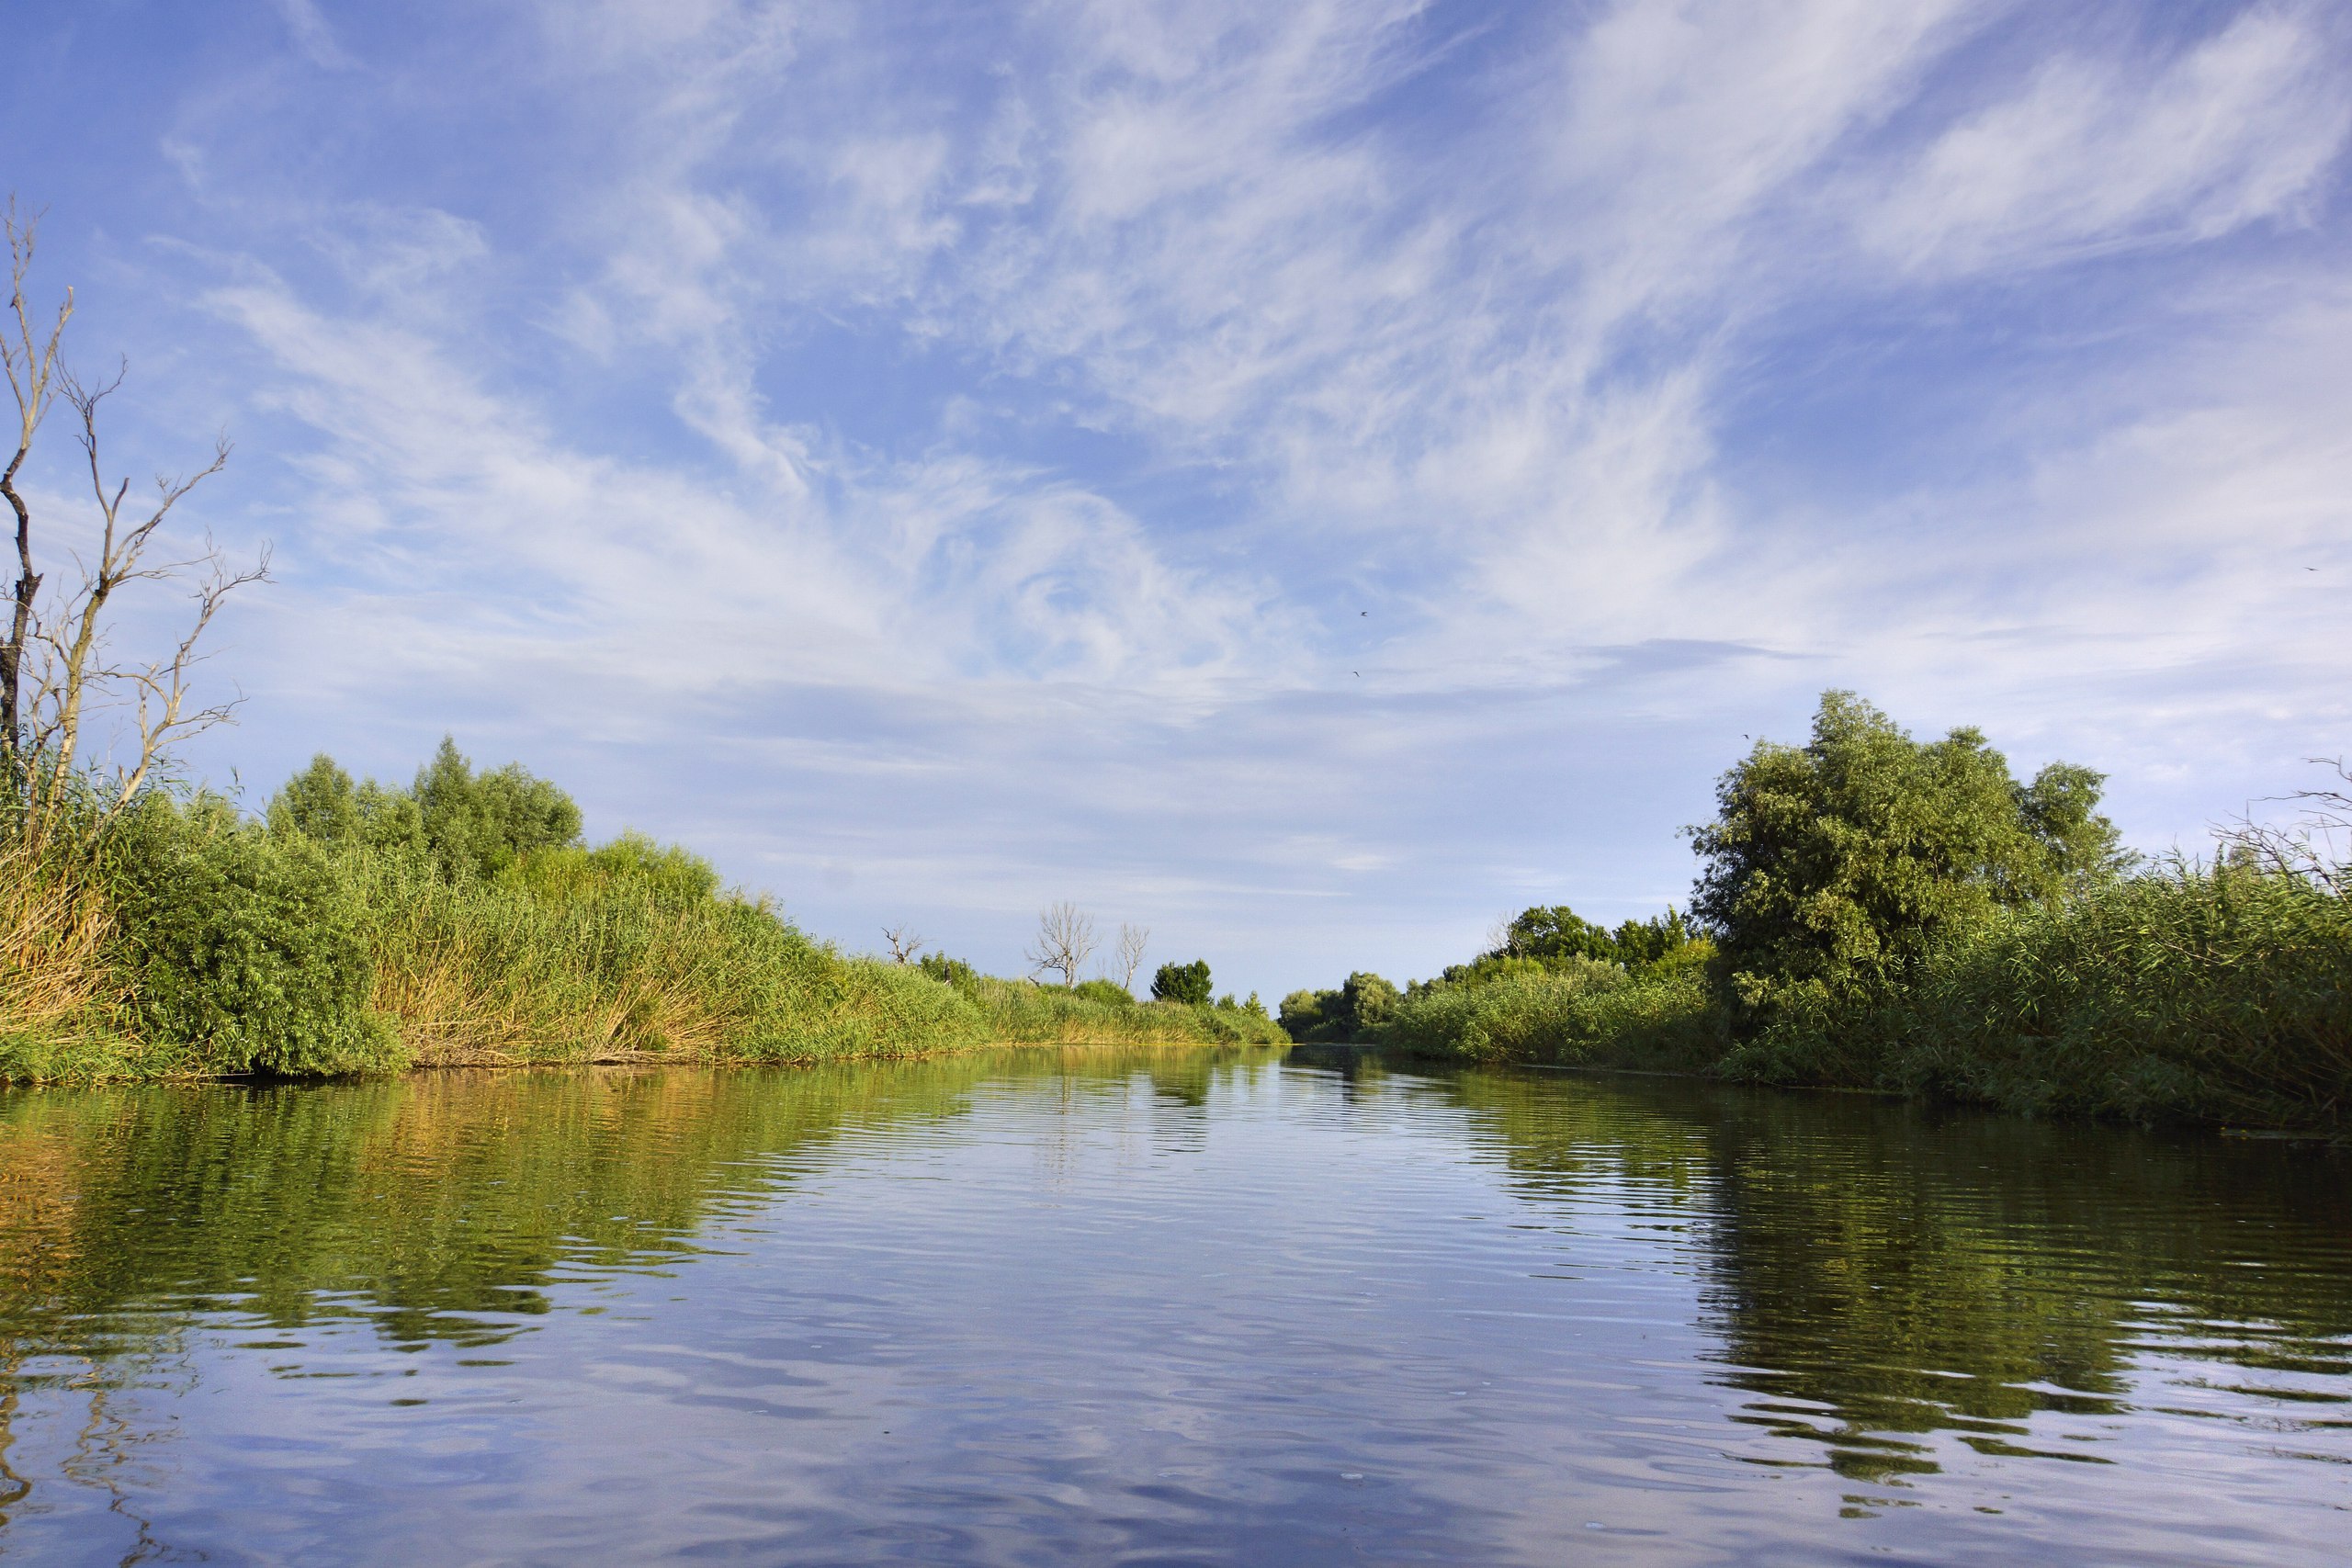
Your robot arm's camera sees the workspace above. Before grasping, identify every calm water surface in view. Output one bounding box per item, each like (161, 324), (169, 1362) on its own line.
(2, 1046), (2347, 1565)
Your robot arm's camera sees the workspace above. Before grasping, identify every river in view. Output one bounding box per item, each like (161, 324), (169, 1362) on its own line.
(2, 1046), (2346, 1564)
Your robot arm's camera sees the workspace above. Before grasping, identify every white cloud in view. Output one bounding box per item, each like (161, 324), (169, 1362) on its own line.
(64, 0), (2352, 988)
(270, 0), (356, 70)
(1866, 6), (2351, 275)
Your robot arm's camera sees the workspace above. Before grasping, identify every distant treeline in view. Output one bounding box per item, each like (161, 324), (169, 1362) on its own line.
(0, 741), (1281, 1082)
(1287, 691), (2352, 1133)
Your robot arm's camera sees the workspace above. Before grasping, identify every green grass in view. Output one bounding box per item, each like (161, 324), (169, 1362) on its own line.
(1379, 865), (2352, 1133)
(1384, 959), (1724, 1073)
(958, 975), (1287, 1046)
(0, 795), (1285, 1083)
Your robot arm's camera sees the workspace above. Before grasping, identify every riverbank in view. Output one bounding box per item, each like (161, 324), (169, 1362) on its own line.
(1374, 861), (2352, 1134)
(1291, 694), (2352, 1136)
(0, 761), (1283, 1085)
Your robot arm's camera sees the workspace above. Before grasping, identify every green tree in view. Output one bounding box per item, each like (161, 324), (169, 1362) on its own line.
(266, 755), (424, 857)
(1278, 987), (1337, 1038)
(1690, 691), (2124, 1026)
(1493, 906), (1618, 965)
(413, 737), (582, 880)
(267, 754), (360, 843)
(1151, 959), (1212, 1006)
(1337, 970), (1398, 1034)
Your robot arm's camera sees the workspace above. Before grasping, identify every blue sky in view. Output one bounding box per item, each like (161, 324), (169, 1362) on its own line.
(6, 0), (2349, 998)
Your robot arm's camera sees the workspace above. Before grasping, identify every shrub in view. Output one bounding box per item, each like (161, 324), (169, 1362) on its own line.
(920, 952), (981, 992)
(413, 738), (582, 880)
(100, 795), (406, 1077)
(1278, 987), (1338, 1039)
(1385, 961), (1722, 1072)
(1869, 864), (2351, 1127)
(1151, 959), (1212, 1007)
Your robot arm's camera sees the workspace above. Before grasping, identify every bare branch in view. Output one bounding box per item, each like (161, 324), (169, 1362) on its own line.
(881, 923), (925, 964)
(0, 198), (73, 753)
(1114, 922), (1148, 990)
(1024, 901), (1098, 987)
(2214, 757), (2352, 894)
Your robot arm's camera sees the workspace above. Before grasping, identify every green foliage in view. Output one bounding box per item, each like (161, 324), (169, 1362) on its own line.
(1275, 973), (1397, 1042)
(1151, 958), (1212, 1007)
(1494, 906), (1620, 965)
(1278, 987), (1338, 1040)
(1372, 692), (2348, 1131)
(1429, 905), (1705, 991)
(505, 831), (720, 908)
(267, 753), (361, 843)
(1340, 971), (1397, 1033)
(1724, 862), (2352, 1127)
(414, 737), (582, 880)
(1385, 960), (1724, 1072)
(99, 795), (406, 1077)
(919, 952), (981, 992)
(1690, 691), (2123, 1029)
(268, 740), (579, 876)
(967, 975), (1286, 1045)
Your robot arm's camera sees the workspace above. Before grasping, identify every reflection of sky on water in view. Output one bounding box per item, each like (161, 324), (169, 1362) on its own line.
(3, 1053), (2349, 1565)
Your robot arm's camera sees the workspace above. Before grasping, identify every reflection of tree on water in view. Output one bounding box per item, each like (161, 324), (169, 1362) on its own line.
(1443, 1066), (2352, 1485)
(0, 1045), (1269, 1541)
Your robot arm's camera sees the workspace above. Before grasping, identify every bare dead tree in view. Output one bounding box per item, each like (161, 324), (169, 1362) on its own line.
(0, 202), (266, 829)
(1, 199), (70, 755)
(881, 923), (925, 964)
(1024, 900), (1097, 987)
(1113, 922), (1148, 990)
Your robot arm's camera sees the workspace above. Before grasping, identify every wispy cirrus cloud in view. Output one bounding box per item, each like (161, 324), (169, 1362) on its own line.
(9, 0), (2349, 989)
(1866, 5), (2349, 276)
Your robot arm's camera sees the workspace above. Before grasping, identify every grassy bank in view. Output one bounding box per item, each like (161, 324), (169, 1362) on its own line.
(0, 755), (1279, 1083)
(1329, 694), (2352, 1134)
(1380, 863), (2352, 1129)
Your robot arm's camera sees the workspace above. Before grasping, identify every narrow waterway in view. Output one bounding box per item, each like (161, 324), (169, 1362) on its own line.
(2, 1046), (2346, 1565)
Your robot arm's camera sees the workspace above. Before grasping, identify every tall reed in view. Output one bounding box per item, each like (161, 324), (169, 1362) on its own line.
(0, 818), (124, 1078)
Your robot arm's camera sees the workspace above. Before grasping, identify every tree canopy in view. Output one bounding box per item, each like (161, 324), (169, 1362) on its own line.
(1151, 959), (1212, 1007)
(1690, 690), (2124, 1022)
(266, 739), (582, 880)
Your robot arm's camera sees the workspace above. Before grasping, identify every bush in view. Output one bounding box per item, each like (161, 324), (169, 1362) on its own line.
(967, 975), (1284, 1045)
(920, 952), (981, 992)
(101, 796), (406, 1077)
(1823, 864), (2351, 1127)
(1151, 959), (1212, 1006)
(1072, 977), (1133, 1006)
(1385, 959), (1721, 1072)
(1278, 987), (1339, 1040)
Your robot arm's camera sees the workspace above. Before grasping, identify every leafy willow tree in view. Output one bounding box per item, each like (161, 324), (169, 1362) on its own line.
(1690, 690), (2126, 1027)
(1481, 905), (1700, 976)
(266, 739), (581, 879)
(1276, 971), (1396, 1041)
(1492, 906), (1619, 965)
(1150, 959), (1212, 1007)
(413, 738), (582, 879)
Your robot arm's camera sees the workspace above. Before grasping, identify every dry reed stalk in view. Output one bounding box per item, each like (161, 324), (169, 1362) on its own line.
(0, 837), (119, 1047)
